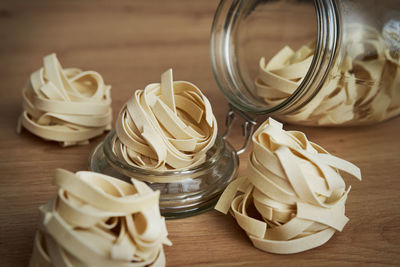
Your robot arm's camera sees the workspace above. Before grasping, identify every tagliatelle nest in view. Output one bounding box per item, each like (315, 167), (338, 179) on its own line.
(216, 118), (361, 254)
(256, 24), (400, 125)
(113, 69), (217, 172)
(18, 54), (112, 146)
(29, 169), (171, 267)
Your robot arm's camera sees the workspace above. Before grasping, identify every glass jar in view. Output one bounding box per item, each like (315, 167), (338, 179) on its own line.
(89, 131), (239, 219)
(211, 0), (400, 126)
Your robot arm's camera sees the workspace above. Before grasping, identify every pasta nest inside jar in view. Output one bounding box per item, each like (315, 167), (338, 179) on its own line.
(18, 53), (112, 146)
(256, 23), (400, 125)
(29, 169), (171, 267)
(216, 118), (362, 254)
(114, 69), (217, 172)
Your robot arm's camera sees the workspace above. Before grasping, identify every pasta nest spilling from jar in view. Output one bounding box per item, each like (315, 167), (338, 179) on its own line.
(18, 53), (112, 146)
(215, 118), (362, 254)
(113, 69), (217, 172)
(29, 169), (171, 267)
(256, 23), (400, 125)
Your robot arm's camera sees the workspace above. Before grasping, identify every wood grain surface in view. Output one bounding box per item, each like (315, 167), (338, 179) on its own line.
(0, 0), (399, 266)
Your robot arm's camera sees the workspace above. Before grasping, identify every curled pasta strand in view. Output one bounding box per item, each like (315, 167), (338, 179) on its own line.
(215, 118), (361, 254)
(18, 54), (112, 146)
(29, 169), (171, 267)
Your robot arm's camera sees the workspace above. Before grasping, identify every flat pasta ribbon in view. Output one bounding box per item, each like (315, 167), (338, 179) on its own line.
(215, 118), (361, 254)
(256, 24), (400, 125)
(113, 69), (218, 173)
(29, 169), (171, 267)
(18, 53), (112, 146)
(257, 42), (314, 106)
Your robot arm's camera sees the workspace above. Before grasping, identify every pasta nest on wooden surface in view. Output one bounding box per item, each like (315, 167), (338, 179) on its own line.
(216, 118), (362, 254)
(18, 53), (112, 146)
(30, 169), (171, 267)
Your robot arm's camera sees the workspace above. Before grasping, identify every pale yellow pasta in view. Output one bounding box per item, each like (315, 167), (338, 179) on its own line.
(113, 69), (218, 173)
(18, 54), (112, 146)
(29, 169), (171, 267)
(256, 24), (400, 125)
(215, 118), (361, 254)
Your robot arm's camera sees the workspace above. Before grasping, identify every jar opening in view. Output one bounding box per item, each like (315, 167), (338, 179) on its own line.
(211, 0), (338, 115)
(103, 130), (225, 181)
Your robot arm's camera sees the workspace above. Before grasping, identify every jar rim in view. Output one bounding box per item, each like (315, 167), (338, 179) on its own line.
(210, 0), (339, 115)
(102, 130), (227, 180)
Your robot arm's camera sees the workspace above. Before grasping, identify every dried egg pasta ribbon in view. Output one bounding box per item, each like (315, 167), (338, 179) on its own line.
(256, 24), (400, 125)
(256, 43), (314, 106)
(215, 118), (361, 254)
(113, 69), (217, 175)
(29, 169), (171, 267)
(18, 53), (112, 146)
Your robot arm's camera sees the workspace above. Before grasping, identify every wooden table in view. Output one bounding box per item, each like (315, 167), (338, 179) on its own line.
(1, 0), (399, 266)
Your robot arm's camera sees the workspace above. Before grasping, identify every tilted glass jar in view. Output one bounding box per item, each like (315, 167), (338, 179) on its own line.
(211, 0), (400, 126)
